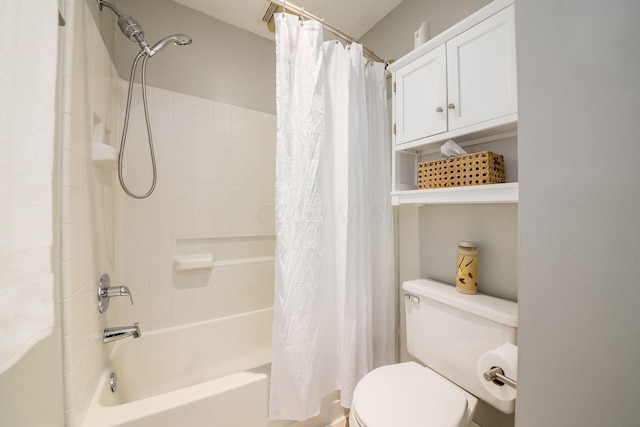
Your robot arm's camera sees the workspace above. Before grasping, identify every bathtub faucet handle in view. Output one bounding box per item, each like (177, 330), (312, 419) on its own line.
(97, 274), (134, 313)
(117, 285), (134, 305)
(101, 284), (134, 305)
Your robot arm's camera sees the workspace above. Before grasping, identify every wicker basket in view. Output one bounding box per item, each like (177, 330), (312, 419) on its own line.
(417, 151), (505, 189)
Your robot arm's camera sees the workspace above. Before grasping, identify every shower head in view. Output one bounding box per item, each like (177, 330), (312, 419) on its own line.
(148, 34), (193, 56)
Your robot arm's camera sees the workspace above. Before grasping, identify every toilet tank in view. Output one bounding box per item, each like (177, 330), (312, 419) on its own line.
(403, 279), (518, 414)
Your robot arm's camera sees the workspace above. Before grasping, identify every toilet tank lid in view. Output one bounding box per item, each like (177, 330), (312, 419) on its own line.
(403, 279), (518, 327)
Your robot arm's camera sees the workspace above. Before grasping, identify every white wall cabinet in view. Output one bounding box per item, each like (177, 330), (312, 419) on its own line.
(393, 3), (516, 146)
(388, 0), (518, 205)
(447, 6), (517, 131)
(394, 44), (447, 144)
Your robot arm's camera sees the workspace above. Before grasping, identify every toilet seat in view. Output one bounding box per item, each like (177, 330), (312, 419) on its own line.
(351, 362), (472, 427)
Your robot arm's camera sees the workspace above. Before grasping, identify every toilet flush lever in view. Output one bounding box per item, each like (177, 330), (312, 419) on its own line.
(483, 367), (517, 389)
(404, 293), (420, 304)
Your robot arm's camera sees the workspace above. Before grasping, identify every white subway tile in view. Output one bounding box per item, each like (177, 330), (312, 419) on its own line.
(149, 292), (172, 312)
(172, 218), (193, 236)
(193, 219), (214, 235)
(195, 113), (214, 132)
(174, 127), (197, 146)
(209, 278), (273, 302)
(171, 307), (195, 326)
(60, 187), (91, 224)
(211, 219), (232, 235)
(194, 97), (214, 115)
(172, 289), (193, 309)
(123, 256), (150, 278)
(151, 87), (175, 108)
(230, 105), (250, 122)
(128, 292), (150, 317)
(174, 110), (195, 129)
(116, 85), (277, 335)
(150, 106), (173, 125)
(148, 274), (174, 293)
(147, 310), (172, 331)
(60, 253), (92, 299)
(174, 92), (195, 112)
(212, 116), (231, 135)
(212, 101), (231, 119)
(61, 149), (89, 190)
(147, 255), (174, 274)
(60, 222), (92, 261)
(148, 235), (172, 256)
(173, 163), (195, 182)
(124, 236), (150, 257)
(194, 165), (214, 183)
(172, 199), (194, 219)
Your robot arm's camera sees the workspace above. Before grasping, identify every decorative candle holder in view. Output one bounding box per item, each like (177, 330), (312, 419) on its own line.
(456, 241), (478, 294)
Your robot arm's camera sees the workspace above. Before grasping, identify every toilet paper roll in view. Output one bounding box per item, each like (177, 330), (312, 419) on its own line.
(413, 21), (430, 49)
(477, 343), (518, 402)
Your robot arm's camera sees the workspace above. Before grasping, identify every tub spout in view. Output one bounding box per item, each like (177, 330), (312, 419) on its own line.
(103, 323), (141, 343)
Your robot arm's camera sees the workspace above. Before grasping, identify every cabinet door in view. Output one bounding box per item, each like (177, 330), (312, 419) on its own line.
(394, 44), (447, 145)
(447, 5), (517, 131)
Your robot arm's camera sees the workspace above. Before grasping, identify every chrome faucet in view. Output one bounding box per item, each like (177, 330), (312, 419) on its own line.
(103, 323), (141, 343)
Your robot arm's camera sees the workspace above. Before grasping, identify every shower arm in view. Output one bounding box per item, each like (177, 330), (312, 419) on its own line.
(97, 0), (123, 18)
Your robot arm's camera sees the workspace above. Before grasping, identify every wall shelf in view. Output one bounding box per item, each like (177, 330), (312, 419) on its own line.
(391, 182), (518, 206)
(173, 254), (214, 271)
(92, 143), (118, 171)
(395, 114), (517, 155)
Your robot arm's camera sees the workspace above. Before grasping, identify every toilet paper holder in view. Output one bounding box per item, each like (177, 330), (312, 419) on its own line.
(483, 367), (517, 390)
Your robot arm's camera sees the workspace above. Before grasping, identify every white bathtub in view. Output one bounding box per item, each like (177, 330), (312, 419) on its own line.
(84, 308), (346, 427)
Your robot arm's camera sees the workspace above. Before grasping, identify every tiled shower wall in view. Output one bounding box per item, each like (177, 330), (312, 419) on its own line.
(59, 0), (120, 425)
(116, 83), (276, 331)
(60, 1), (276, 424)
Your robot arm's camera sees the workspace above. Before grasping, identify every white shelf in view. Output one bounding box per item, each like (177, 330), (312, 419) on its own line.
(395, 113), (517, 154)
(391, 182), (518, 206)
(92, 143), (118, 171)
(173, 254), (214, 271)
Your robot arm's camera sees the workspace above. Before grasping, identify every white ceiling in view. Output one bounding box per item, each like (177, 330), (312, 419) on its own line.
(171, 0), (403, 41)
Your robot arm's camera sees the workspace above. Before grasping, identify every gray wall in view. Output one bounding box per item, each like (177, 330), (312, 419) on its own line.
(516, 0), (640, 426)
(359, 0), (492, 62)
(113, 0), (276, 114)
(363, 1), (515, 426)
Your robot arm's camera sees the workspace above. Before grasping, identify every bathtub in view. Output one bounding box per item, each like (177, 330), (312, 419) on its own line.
(83, 308), (346, 427)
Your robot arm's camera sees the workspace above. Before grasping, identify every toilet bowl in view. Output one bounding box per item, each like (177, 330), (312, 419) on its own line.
(349, 362), (478, 427)
(349, 279), (518, 427)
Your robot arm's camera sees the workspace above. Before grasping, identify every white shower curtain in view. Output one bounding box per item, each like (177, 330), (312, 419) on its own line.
(270, 13), (395, 421)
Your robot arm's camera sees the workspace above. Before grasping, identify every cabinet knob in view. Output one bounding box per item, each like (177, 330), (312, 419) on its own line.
(448, 103), (456, 110)
(435, 106), (443, 113)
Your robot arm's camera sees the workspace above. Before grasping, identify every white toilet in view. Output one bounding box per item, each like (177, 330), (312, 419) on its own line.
(349, 279), (518, 427)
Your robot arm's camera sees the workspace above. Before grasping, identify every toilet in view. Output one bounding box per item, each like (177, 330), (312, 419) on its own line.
(349, 279), (518, 427)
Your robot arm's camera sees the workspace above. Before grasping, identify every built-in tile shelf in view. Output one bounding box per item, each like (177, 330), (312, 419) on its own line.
(391, 182), (519, 205)
(91, 142), (118, 171)
(174, 234), (276, 271)
(173, 254), (214, 271)
(172, 254), (276, 271)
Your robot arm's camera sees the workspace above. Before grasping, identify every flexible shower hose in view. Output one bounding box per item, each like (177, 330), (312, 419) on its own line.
(118, 50), (157, 199)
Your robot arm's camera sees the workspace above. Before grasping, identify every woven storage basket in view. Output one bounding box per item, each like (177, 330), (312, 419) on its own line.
(417, 151), (505, 189)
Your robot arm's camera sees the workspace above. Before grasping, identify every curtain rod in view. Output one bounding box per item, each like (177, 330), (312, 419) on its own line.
(267, 0), (388, 65)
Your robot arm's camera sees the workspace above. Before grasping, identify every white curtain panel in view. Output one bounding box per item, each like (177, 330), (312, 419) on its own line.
(0, 0), (57, 374)
(270, 13), (395, 421)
